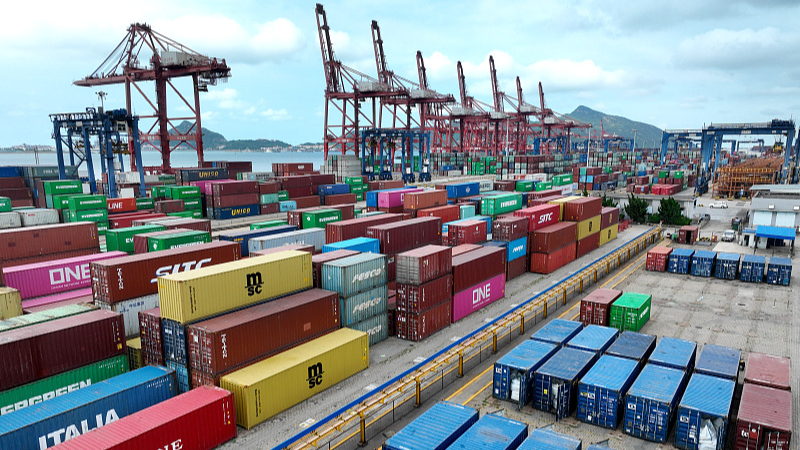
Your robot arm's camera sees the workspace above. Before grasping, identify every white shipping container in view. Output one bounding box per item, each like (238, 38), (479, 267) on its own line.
(478, 180), (494, 192)
(16, 208), (59, 226)
(249, 228), (326, 254)
(96, 294), (159, 338)
(0, 212), (21, 229)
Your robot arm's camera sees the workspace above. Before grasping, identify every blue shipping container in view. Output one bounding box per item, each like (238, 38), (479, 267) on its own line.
(530, 319), (583, 349)
(518, 429), (581, 450)
(690, 251), (716, 277)
(0, 167), (21, 178)
(533, 348), (596, 419)
(605, 331), (656, 365)
(565, 325), (619, 356)
(448, 414), (528, 450)
(577, 355), (639, 429)
(218, 224), (298, 256)
(624, 364), (687, 443)
(162, 318), (188, 365)
(340, 284), (388, 326)
(447, 182), (480, 199)
(766, 256), (792, 286)
(674, 373), (735, 450)
(384, 402), (478, 450)
(321, 253), (388, 298)
(739, 254), (765, 283)
(714, 253), (740, 280)
(649, 337), (697, 372)
(322, 237), (380, 254)
(348, 312), (389, 347)
(506, 236), (528, 262)
(668, 248), (694, 274)
(493, 340), (558, 408)
(694, 344), (741, 380)
(318, 184), (350, 197)
(212, 203), (260, 220)
(0, 366), (175, 450)
(165, 360), (191, 394)
(459, 203), (476, 219)
(279, 200), (297, 212)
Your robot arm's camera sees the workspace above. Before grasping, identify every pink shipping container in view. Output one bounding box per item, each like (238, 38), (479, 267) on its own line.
(4, 251), (127, 299)
(452, 273), (506, 322)
(743, 353), (791, 390)
(22, 289), (93, 313)
(378, 188), (423, 208)
(646, 246), (672, 271)
(514, 204), (560, 232)
(395, 300), (452, 341)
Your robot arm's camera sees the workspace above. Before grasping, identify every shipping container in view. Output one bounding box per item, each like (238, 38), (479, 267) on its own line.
(605, 331), (656, 365)
(734, 383), (792, 450)
(600, 206), (620, 229)
(20, 289), (93, 313)
(493, 216), (528, 241)
(668, 248), (695, 274)
(96, 294), (159, 338)
(127, 337), (143, 369)
(609, 292), (651, 332)
(395, 299), (451, 341)
(714, 252), (740, 280)
(0, 310), (126, 391)
(695, 344), (741, 380)
(211, 204), (259, 220)
(138, 308), (164, 366)
(162, 319), (188, 365)
(624, 364), (687, 442)
(548, 196), (581, 221)
(404, 190), (447, 211)
(383, 402), (478, 450)
(691, 250), (717, 277)
(743, 352), (791, 390)
(250, 219), (288, 230)
(396, 275), (451, 314)
(518, 429), (581, 450)
(312, 250), (360, 288)
(575, 232), (600, 259)
(646, 246), (672, 272)
(0, 304), (97, 333)
(325, 214), (402, 243)
(302, 209), (342, 229)
(530, 222), (577, 253)
(675, 373), (735, 450)
(765, 256), (792, 285)
(0, 223), (99, 265)
(577, 354), (639, 428)
(250, 243), (315, 257)
(218, 225), (298, 256)
(321, 253), (387, 298)
(740, 254), (766, 283)
(211, 180), (258, 196)
(340, 284), (387, 326)
(365, 188), (406, 208)
(219, 328), (368, 428)
(481, 193), (524, 216)
(396, 245), (452, 286)
(530, 319), (583, 348)
(248, 228), (326, 253)
(18, 208), (60, 226)
(366, 217), (442, 255)
(0, 287), (22, 320)
(378, 189), (423, 208)
(529, 243), (576, 274)
(564, 196), (602, 222)
(132, 229), (192, 254)
(446, 182), (480, 199)
(0, 211), (22, 229)
(506, 256), (528, 280)
(147, 230), (211, 252)
(452, 245), (505, 293)
(322, 237), (379, 254)
(418, 204), (461, 225)
(447, 220), (487, 246)
(532, 347), (596, 419)
(452, 273), (505, 322)
(598, 224), (618, 246)
(505, 236), (528, 262)
(565, 325), (619, 356)
(67, 194), (107, 211)
(347, 312), (388, 346)
(649, 337), (697, 372)
(442, 216), (492, 237)
(580, 289), (622, 326)
(494, 340), (558, 408)
(0, 366), (175, 450)
(448, 414), (528, 450)
(105, 225), (165, 254)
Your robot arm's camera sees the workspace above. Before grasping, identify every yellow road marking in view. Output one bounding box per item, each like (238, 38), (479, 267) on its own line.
(445, 365), (493, 401)
(462, 380), (493, 406)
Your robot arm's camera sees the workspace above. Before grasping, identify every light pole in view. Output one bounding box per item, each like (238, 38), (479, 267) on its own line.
(632, 128), (637, 151)
(96, 91), (107, 112)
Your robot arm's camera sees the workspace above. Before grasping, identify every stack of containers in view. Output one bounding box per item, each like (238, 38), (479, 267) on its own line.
(383, 402), (479, 450)
(0, 223), (101, 268)
(492, 216), (529, 280)
(599, 206), (620, 246)
(311, 250), (360, 288)
(691, 250), (717, 277)
(715, 253), (741, 280)
(317, 183), (350, 205)
(530, 319), (583, 349)
(248, 228), (326, 254)
(395, 245), (453, 341)
(403, 190), (447, 218)
(132, 228), (192, 254)
(766, 257), (792, 285)
(138, 307), (164, 365)
(532, 347), (596, 419)
(624, 364), (688, 443)
(646, 246), (672, 271)
(605, 331), (656, 367)
(366, 217), (442, 284)
(493, 339), (558, 409)
(668, 248), (695, 274)
(564, 196), (602, 259)
(577, 354), (640, 428)
(345, 177), (368, 201)
(609, 292), (652, 332)
(167, 186), (203, 218)
(737, 353), (793, 449)
(740, 254), (766, 283)
(321, 237), (379, 254)
(451, 246), (506, 322)
(480, 193), (524, 217)
(66, 194), (109, 235)
(325, 214), (401, 243)
(321, 253), (389, 346)
(649, 337), (697, 373)
(377, 188), (422, 213)
(210, 180), (260, 220)
(105, 224), (166, 254)
(41, 179), (83, 209)
(529, 221), (577, 274)
(579, 289), (622, 326)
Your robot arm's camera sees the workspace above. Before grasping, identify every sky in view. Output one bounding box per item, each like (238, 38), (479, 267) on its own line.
(1, 0), (799, 148)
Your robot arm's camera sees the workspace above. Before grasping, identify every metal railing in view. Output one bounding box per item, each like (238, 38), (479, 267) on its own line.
(273, 225), (662, 450)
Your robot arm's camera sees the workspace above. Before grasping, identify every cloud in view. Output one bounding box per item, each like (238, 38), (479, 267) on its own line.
(521, 59), (626, 92)
(424, 51), (455, 81)
(261, 108), (290, 120)
(674, 27), (799, 69)
(679, 95), (709, 109)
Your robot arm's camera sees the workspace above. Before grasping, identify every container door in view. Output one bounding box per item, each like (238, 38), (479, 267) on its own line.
(554, 381), (571, 420)
(766, 430), (791, 450)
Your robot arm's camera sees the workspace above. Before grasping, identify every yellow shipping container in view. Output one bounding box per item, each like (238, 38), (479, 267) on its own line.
(0, 287), (22, 320)
(158, 250), (312, 324)
(126, 337), (143, 370)
(599, 224), (619, 246)
(576, 215), (601, 240)
(547, 196), (581, 221)
(220, 328), (369, 429)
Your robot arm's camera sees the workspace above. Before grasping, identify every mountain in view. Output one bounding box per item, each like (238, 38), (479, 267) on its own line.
(567, 106), (663, 149)
(170, 121), (292, 150)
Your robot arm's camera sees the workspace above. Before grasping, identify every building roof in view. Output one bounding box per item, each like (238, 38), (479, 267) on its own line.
(750, 184), (800, 195)
(755, 225), (796, 241)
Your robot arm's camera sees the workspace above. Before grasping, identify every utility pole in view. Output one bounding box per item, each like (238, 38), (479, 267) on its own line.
(96, 91), (107, 112)
(632, 128), (637, 151)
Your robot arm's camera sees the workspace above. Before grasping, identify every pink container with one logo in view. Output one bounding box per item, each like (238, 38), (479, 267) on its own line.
(452, 273), (506, 322)
(378, 189), (423, 208)
(3, 251), (127, 299)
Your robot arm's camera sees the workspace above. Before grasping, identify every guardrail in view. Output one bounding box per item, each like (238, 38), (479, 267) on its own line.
(274, 225), (662, 450)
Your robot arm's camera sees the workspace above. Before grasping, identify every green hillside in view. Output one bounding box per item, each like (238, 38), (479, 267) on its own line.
(568, 106), (663, 149)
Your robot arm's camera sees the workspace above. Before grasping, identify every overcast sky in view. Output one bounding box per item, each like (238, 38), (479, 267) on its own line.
(1, 0), (798, 148)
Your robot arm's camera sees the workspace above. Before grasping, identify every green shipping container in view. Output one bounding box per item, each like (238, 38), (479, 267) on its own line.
(148, 230), (211, 252)
(182, 198), (203, 210)
(49, 194), (77, 210)
(136, 197), (155, 210)
(260, 194), (279, 205)
(105, 224), (166, 254)
(535, 181), (554, 191)
(167, 186), (201, 199)
(0, 304), (98, 333)
(278, 191), (289, 201)
(67, 195), (107, 211)
(250, 220), (287, 230)
(658, 171), (670, 178)
(151, 185), (174, 198)
(302, 209), (342, 229)
(554, 174), (573, 186)
(609, 292), (652, 332)
(42, 180), (82, 196)
(480, 193), (523, 216)
(0, 355), (128, 416)
(350, 184), (368, 194)
(673, 171), (684, 179)
(515, 180), (534, 192)
(579, 167), (588, 175)
(168, 210), (203, 219)
(97, 221), (109, 235)
(356, 193), (364, 202)
(344, 177), (364, 185)
(69, 208), (109, 223)
(0, 197), (11, 213)
(158, 174), (176, 183)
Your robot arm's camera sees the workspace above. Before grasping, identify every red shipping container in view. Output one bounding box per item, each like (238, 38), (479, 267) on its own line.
(387, 297), (396, 337)
(109, 212), (166, 229)
(309, 174), (336, 186)
(157, 218), (212, 234)
(258, 181), (281, 194)
(0, 309), (125, 391)
(416, 205), (460, 224)
(155, 199), (185, 214)
(530, 189), (562, 199)
(743, 353), (791, 390)
(0, 222), (99, 265)
(312, 249), (360, 287)
(260, 203), (280, 215)
(366, 217), (443, 255)
(285, 186), (313, 198)
(0, 177), (25, 188)
(564, 197), (602, 222)
(396, 275), (452, 314)
(280, 175), (313, 188)
(250, 243), (315, 257)
(328, 203), (355, 221)
(493, 180), (516, 191)
(515, 204), (560, 232)
(580, 289), (622, 326)
(92, 241), (241, 303)
(380, 205), (405, 214)
(107, 197), (137, 214)
(396, 299), (452, 341)
(600, 207), (620, 229)
(575, 233), (600, 259)
(492, 216), (528, 242)
(505, 256), (527, 280)
(212, 193), (259, 208)
(10, 198), (34, 208)
(447, 220), (487, 246)
(326, 214), (402, 243)
(54, 385), (237, 450)
(211, 180), (259, 196)
(293, 196), (322, 209)
(646, 246), (672, 271)
(4, 249), (99, 269)
(139, 307), (164, 366)
(396, 245), (452, 285)
(133, 228), (193, 254)
(378, 180), (405, 190)
(324, 193), (357, 205)
(530, 222), (577, 253)
(734, 383), (792, 450)
(530, 242), (577, 274)
(451, 244), (482, 257)
(403, 190), (447, 211)
(451, 246), (505, 293)
(1, 187), (32, 200)
(529, 195), (563, 207)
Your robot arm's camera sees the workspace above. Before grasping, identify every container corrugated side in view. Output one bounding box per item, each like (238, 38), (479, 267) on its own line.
(518, 428), (582, 450)
(604, 331), (656, 365)
(565, 325), (619, 356)
(396, 275), (452, 314)
(248, 228), (326, 253)
(532, 347), (596, 419)
(384, 401), (478, 450)
(648, 337), (697, 372)
(530, 319), (583, 348)
(321, 237), (380, 254)
(668, 248), (695, 274)
(158, 250), (312, 324)
(493, 340), (558, 408)
(624, 364), (688, 443)
(395, 245), (452, 286)
(674, 373), (735, 450)
(321, 253), (387, 298)
(395, 300), (451, 342)
(743, 352), (791, 390)
(0, 287), (22, 320)
(166, 360), (191, 394)
(347, 312), (388, 346)
(96, 294), (159, 338)
(448, 414), (528, 450)
(609, 292), (651, 332)
(765, 256), (791, 286)
(734, 383), (792, 450)
(694, 344), (741, 380)
(341, 284), (388, 326)
(0, 366), (175, 450)
(219, 328), (369, 429)
(0, 304), (97, 333)
(740, 254), (766, 283)
(577, 355), (639, 428)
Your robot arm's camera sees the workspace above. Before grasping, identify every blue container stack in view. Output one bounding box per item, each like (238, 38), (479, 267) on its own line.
(447, 182), (481, 199)
(448, 414), (528, 450)
(605, 331), (656, 366)
(565, 325), (619, 357)
(384, 402), (478, 450)
(694, 344), (741, 380)
(321, 237), (380, 254)
(493, 340), (559, 408)
(577, 355), (640, 429)
(690, 250), (717, 277)
(533, 347), (596, 420)
(624, 364), (688, 443)
(714, 253), (740, 280)
(739, 254), (766, 283)
(649, 337), (697, 372)
(766, 256), (792, 285)
(518, 429), (581, 450)
(530, 319), (583, 349)
(674, 373), (735, 450)
(668, 248), (694, 274)
(218, 224), (297, 256)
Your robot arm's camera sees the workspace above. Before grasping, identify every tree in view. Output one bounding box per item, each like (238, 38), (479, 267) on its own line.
(582, 187), (589, 197)
(658, 196), (691, 225)
(624, 194), (649, 223)
(601, 193), (617, 207)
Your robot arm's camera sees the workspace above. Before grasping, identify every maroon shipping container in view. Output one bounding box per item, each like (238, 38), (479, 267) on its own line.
(285, 186), (313, 198)
(387, 296), (396, 337)
(211, 180), (259, 196)
(528, 195), (563, 207)
(396, 299), (452, 341)
(451, 246), (506, 293)
(328, 203), (355, 221)
(293, 196), (322, 209)
(109, 212), (166, 229)
(493, 216), (528, 241)
(403, 190), (447, 211)
(580, 289), (622, 326)
(646, 246), (672, 271)
(600, 207), (620, 229)
(378, 180), (405, 190)
(250, 243), (315, 257)
(417, 205), (461, 224)
(1, 187), (32, 200)
(530, 189), (562, 199)
(258, 181), (281, 194)
(5, 249), (99, 270)
(309, 174), (336, 186)
(396, 245), (452, 285)
(187, 289), (340, 378)
(564, 196), (602, 222)
(155, 199), (185, 214)
(138, 307), (165, 366)
(54, 385), (237, 450)
(366, 217), (443, 255)
(0, 222), (99, 265)
(0, 177), (25, 188)
(0, 256), (4, 286)
(133, 228), (193, 254)
(324, 193), (357, 205)
(451, 244), (482, 257)
(530, 242), (577, 274)
(743, 353), (791, 390)
(387, 254), (397, 282)
(92, 241), (242, 303)
(212, 193), (259, 208)
(447, 220), (487, 246)
(678, 225), (699, 245)
(312, 249), (360, 287)
(505, 256), (528, 280)
(514, 204), (560, 232)
(396, 275), (452, 314)
(130, 217), (181, 227)
(493, 180), (517, 192)
(530, 222), (577, 253)
(280, 175), (313, 188)
(161, 218), (212, 234)
(575, 232), (600, 259)
(734, 383), (792, 450)
(261, 203), (280, 215)
(0, 309), (125, 391)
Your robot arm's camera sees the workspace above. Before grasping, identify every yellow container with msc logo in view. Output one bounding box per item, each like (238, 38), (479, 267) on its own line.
(220, 328), (369, 428)
(576, 214), (601, 241)
(157, 250), (311, 324)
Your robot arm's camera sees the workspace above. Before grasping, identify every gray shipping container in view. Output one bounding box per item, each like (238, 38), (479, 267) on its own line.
(248, 228), (326, 253)
(17, 209), (60, 227)
(0, 213), (21, 229)
(348, 312), (388, 347)
(96, 294), (160, 338)
(340, 284), (388, 326)
(322, 253), (388, 298)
